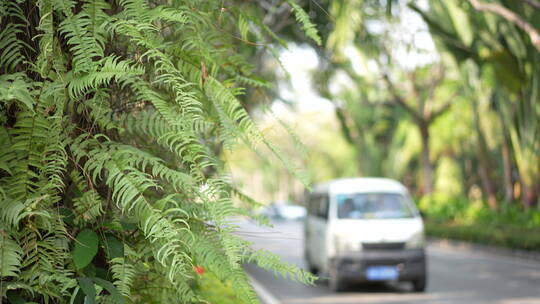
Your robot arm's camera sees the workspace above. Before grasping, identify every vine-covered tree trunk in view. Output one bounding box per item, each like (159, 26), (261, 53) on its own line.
(419, 121), (433, 195)
(472, 99), (498, 210)
(501, 126), (515, 204)
(521, 183), (539, 209)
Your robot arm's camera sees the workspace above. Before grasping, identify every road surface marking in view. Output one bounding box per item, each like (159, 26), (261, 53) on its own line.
(248, 273), (282, 304)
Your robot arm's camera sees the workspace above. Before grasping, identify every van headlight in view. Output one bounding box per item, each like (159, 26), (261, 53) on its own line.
(335, 235), (362, 252)
(405, 232), (425, 249)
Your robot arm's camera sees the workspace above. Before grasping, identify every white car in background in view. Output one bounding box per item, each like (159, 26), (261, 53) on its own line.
(260, 202), (306, 221)
(304, 178), (427, 292)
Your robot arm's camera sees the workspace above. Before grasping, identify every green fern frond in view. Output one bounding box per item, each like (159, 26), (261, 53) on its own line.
(0, 199), (26, 229)
(0, 23), (25, 72)
(17, 218), (77, 300)
(110, 257), (136, 297)
(77, 89), (120, 132)
(149, 6), (188, 24)
(73, 142), (199, 301)
(118, 0), (153, 23)
(268, 108), (309, 159)
(70, 171), (103, 224)
(235, 74), (272, 89)
(0, 73), (36, 112)
(205, 76), (311, 186)
(190, 232), (259, 304)
(238, 14), (250, 42)
(34, 0), (54, 77)
(0, 233), (23, 278)
(285, 0), (321, 45)
(246, 249), (316, 284)
(82, 0), (111, 40)
(242, 11), (288, 48)
(59, 11), (103, 74)
(68, 56), (144, 98)
(0, 1), (32, 73)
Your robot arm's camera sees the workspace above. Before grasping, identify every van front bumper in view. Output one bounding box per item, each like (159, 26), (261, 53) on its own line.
(331, 248), (426, 282)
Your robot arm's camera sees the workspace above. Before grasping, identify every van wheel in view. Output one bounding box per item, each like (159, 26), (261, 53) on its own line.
(412, 277), (426, 292)
(306, 260), (318, 274)
(328, 264), (346, 292)
(304, 252), (318, 274)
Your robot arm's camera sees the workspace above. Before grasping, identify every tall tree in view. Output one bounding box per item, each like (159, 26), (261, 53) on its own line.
(381, 64), (458, 194)
(411, 0), (540, 208)
(312, 1), (458, 194)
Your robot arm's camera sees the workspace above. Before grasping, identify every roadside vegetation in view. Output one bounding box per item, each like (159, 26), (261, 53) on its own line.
(420, 195), (540, 250)
(229, 0), (540, 252)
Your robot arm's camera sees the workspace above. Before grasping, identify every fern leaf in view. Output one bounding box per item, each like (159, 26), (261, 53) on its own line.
(0, 234), (23, 278)
(0, 73), (36, 112)
(205, 76), (311, 186)
(0, 198), (26, 229)
(68, 56), (144, 98)
(246, 249), (316, 284)
(285, 0), (321, 45)
(0, 2), (32, 72)
(70, 171), (103, 224)
(110, 257), (136, 297)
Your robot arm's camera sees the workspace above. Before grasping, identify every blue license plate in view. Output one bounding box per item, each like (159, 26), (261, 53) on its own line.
(366, 266), (399, 281)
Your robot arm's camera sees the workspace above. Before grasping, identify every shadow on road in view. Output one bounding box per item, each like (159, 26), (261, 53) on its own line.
(314, 280), (411, 294)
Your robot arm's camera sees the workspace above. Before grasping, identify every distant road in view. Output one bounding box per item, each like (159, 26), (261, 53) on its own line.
(238, 220), (540, 304)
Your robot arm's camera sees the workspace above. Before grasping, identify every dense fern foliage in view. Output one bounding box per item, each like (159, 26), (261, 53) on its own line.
(0, 0), (318, 303)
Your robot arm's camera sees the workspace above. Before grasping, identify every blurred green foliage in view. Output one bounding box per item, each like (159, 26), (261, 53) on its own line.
(230, 0), (540, 236)
(307, 0), (540, 212)
(226, 108), (356, 203)
(196, 273), (244, 304)
(420, 195), (540, 250)
(420, 195), (540, 228)
(426, 220), (540, 251)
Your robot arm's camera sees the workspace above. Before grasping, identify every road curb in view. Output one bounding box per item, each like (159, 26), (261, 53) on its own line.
(428, 237), (540, 262)
(248, 273), (282, 304)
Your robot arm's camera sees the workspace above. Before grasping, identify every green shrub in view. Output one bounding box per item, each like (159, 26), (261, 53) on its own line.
(0, 0), (318, 303)
(426, 220), (540, 251)
(420, 192), (540, 250)
(419, 193), (540, 227)
(418, 193), (469, 221)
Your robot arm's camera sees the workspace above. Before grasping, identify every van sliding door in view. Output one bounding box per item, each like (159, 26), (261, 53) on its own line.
(312, 195), (329, 270)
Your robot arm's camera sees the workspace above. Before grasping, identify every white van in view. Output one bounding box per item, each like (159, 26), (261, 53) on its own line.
(304, 178), (427, 292)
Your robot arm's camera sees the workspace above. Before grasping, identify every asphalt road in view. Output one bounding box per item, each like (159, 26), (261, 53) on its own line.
(237, 220), (540, 304)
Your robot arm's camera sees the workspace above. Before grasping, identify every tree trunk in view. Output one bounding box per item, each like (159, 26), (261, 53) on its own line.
(501, 134), (514, 203)
(496, 104), (515, 204)
(521, 182), (539, 209)
(474, 135), (498, 210)
(477, 159), (498, 210)
(472, 100), (498, 210)
(419, 121), (434, 195)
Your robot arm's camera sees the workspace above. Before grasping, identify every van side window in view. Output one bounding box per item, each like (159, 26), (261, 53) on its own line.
(307, 195), (317, 216)
(307, 194), (329, 219)
(317, 195), (329, 219)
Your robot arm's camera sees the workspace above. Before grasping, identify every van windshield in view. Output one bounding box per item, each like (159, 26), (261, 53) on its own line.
(336, 193), (415, 219)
